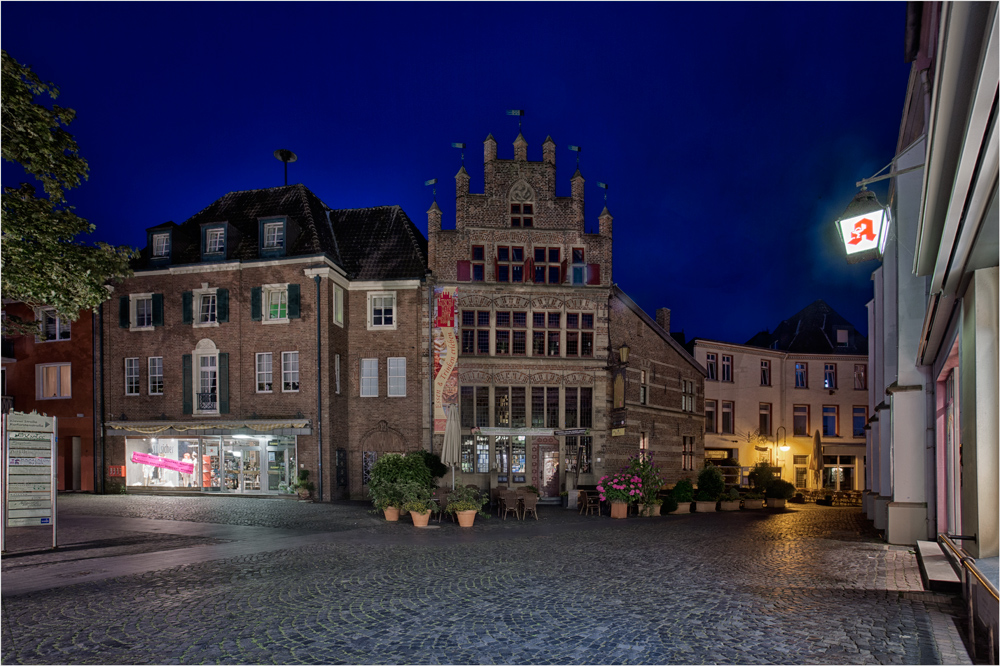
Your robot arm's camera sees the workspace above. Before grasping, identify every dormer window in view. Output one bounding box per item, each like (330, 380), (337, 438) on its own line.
(259, 217), (286, 257)
(152, 233), (170, 258)
(202, 224), (227, 260)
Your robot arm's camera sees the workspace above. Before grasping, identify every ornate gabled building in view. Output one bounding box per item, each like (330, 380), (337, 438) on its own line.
(102, 184), (428, 500)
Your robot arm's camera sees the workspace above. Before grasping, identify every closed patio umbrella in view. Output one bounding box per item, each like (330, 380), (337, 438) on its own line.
(440, 404), (462, 489)
(808, 430), (824, 490)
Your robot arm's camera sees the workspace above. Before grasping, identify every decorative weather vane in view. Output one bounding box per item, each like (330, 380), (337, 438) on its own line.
(506, 109), (524, 132)
(425, 178), (438, 202)
(451, 142), (466, 167)
(568, 145), (582, 170)
(597, 181), (609, 203)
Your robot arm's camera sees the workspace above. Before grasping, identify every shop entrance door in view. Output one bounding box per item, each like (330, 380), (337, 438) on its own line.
(222, 441), (262, 493)
(266, 444), (296, 493)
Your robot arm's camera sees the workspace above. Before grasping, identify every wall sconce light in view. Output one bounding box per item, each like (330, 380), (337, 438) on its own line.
(618, 342), (630, 365)
(834, 188), (890, 264)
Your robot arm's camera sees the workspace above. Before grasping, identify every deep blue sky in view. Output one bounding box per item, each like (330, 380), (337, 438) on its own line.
(2, 2), (910, 344)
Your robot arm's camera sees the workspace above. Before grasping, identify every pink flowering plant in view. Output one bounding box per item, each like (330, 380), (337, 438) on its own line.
(626, 453), (665, 506)
(597, 470), (643, 505)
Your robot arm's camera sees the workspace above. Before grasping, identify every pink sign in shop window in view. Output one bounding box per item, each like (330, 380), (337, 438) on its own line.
(130, 451), (195, 475)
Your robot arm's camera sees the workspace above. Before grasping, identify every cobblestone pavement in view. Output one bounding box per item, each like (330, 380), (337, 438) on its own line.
(0, 496), (974, 665)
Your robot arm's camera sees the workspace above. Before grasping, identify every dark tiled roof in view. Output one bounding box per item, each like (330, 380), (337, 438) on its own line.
(329, 206), (427, 280)
(611, 285), (707, 376)
(744, 299), (868, 354)
(135, 185), (427, 281)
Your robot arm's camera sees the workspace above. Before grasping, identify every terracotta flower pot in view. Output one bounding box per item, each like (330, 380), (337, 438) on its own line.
(456, 509), (477, 527)
(610, 502), (628, 519)
(410, 510), (431, 527)
(383, 506), (400, 522)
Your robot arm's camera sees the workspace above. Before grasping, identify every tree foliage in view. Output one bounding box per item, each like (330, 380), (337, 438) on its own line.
(1, 49), (136, 335)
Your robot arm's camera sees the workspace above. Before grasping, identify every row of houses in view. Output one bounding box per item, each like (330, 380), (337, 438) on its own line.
(3, 128), (876, 506)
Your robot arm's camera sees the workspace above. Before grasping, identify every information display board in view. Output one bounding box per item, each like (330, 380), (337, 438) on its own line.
(2, 411), (58, 551)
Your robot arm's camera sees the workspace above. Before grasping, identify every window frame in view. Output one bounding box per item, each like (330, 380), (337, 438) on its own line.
(854, 364), (868, 390)
(202, 224), (227, 259)
(721, 401), (734, 434)
(794, 362), (808, 388)
(148, 356), (164, 395)
(721, 355), (733, 382)
(793, 404), (810, 436)
(510, 202), (534, 228)
(36, 362), (72, 399)
(263, 283), (290, 324)
(35, 308), (71, 342)
(853, 405), (868, 438)
(281, 351), (300, 393)
(705, 353), (717, 380)
(256, 352), (273, 393)
(760, 359), (771, 386)
(335, 353), (341, 395)
(125, 357), (140, 396)
(705, 399), (717, 433)
(360, 358), (378, 397)
(822, 405), (839, 437)
(195, 351), (219, 415)
(192, 286), (220, 329)
(260, 217), (286, 254)
(759, 402), (772, 436)
(824, 363), (837, 389)
(367, 291), (397, 331)
(387, 357), (406, 397)
(151, 231), (171, 259)
(333, 285), (345, 327)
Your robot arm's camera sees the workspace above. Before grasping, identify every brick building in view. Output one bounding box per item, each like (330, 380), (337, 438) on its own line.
(102, 185), (427, 499)
(607, 289), (707, 486)
(426, 131), (702, 496)
(1, 303), (99, 491)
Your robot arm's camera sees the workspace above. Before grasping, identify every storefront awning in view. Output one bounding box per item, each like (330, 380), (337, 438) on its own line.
(104, 419), (311, 437)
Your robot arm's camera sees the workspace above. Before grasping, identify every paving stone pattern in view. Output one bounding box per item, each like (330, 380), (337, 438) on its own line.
(1, 497), (973, 665)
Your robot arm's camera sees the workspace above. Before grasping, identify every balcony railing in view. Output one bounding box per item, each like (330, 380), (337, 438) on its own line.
(197, 392), (217, 411)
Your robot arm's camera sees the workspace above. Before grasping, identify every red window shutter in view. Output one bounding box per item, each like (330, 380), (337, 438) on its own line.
(587, 263), (601, 285)
(457, 260), (471, 282)
(560, 258), (567, 283)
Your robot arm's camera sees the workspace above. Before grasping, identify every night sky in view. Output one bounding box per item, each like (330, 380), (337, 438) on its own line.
(1, 2), (911, 344)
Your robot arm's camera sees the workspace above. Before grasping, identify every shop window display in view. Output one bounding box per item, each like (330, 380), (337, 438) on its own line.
(126, 438), (201, 488)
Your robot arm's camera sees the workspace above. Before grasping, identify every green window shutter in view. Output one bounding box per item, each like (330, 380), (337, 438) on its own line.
(119, 297), (129, 328)
(251, 287), (262, 321)
(182, 292), (193, 324)
(288, 284), (301, 319)
(182, 354), (193, 415)
(152, 294), (164, 326)
(217, 288), (229, 322)
(218, 353), (230, 414)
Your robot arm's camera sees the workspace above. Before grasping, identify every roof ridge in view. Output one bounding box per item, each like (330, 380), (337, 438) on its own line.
(394, 205), (428, 268)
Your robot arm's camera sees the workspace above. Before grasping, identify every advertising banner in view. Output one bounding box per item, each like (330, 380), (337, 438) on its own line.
(433, 286), (459, 433)
(130, 451), (195, 475)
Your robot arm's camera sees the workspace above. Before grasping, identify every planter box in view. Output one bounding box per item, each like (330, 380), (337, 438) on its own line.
(638, 503), (662, 517)
(694, 501), (717, 512)
(610, 502), (628, 519)
(767, 498), (787, 509)
(743, 499), (764, 509)
(719, 500), (741, 511)
(673, 502), (692, 514)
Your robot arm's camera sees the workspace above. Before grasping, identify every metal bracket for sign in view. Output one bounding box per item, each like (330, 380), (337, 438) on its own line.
(2, 411), (58, 552)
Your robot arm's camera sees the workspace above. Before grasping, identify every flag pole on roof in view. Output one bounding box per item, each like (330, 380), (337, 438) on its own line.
(451, 143), (466, 167)
(568, 145), (582, 170)
(424, 178), (438, 202)
(597, 181), (609, 203)
(506, 109), (524, 132)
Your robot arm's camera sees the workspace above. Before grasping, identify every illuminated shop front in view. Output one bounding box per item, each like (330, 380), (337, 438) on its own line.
(106, 419), (310, 495)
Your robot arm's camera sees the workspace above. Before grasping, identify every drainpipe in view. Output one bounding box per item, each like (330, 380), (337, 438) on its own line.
(314, 275), (323, 502)
(97, 302), (106, 494)
(92, 306), (102, 494)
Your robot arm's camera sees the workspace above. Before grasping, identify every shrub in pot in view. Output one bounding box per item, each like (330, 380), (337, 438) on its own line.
(399, 481), (436, 527)
(719, 486), (741, 511)
(368, 452), (434, 518)
(445, 484), (489, 527)
(743, 488), (765, 509)
(694, 464), (724, 511)
(672, 478), (694, 514)
(765, 479), (795, 507)
(626, 453), (665, 517)
(295, 470), (315, 501)
(747, 462), (775, 493)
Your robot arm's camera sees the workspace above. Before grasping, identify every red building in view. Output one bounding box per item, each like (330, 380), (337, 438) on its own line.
(2, 303), (99, 491)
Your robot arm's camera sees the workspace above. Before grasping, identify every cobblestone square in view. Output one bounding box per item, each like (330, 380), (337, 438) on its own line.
(0, 496), (973, 664)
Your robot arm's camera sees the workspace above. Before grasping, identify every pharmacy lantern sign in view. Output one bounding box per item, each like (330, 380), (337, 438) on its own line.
(835, 188), (889, 264)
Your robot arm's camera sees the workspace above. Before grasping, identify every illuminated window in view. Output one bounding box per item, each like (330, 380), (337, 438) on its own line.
(795, 362), (808, 388)
(37, 363), (71, 399)
(824, 363), (837, 389)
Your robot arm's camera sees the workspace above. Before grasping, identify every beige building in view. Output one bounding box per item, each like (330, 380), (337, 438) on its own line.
(691, 300), (869, 491)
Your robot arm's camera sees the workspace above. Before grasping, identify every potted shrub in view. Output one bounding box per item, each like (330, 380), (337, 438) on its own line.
(743, 489), (765, 509)
(367, 452), (434, 520)
(765, 479), (795, 508)
(671, 478), (694, 513)
(445, 484), (489, 527)
(295, 469), (315, 501)
(399, 481), (436, 527)
(719, 486), (741, 511)
(597, 470), (643, 519)
(627, 454), (664, 517)
(694, 464), (724, 512)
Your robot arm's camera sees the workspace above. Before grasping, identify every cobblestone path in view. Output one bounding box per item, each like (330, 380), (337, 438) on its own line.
(0, 496), (973, 664)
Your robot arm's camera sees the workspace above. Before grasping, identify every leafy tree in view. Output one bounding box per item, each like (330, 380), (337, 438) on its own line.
(1, 49), (136, 336)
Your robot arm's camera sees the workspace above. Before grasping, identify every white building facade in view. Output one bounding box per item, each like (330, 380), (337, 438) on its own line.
(692, 339), (868, 490)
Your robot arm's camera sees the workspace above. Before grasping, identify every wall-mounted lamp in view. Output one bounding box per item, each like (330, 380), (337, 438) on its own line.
(618, 342), (630, 365)
(777, 426), (789, 452)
